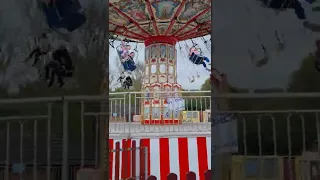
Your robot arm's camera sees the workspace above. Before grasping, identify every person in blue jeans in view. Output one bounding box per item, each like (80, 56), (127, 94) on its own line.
(189, 47), (211, 71)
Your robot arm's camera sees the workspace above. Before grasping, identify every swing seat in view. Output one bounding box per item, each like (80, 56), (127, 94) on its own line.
(41, 0), (86, 31)
(189, 52), (204, 65)
(122, 59), (136, 72)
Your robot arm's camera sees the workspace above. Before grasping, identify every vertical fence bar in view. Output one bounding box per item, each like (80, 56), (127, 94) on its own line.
(316, 112), (320, 156)
(120, 99), (122, 121)
(95, 116), (99, 168)
(257, 118), (262, 178)
(287, 114), (293, 180)
(33, 120), (38, 180)
(47, 103), (52, 180)
(124, 94), (126, 122)
(242, 117), (247, 155)
(110, 100), (113, 122)
(20, 121), (24, 180)
(80, 101), (85, 168)
(272, 116), (277, 155)
(5, 122), (10, 180)
(129, 93), (132, 123)
(134, 93), (137, 115)
(301, 116), (306, 152)
(62, 100), (69, 180)
(114, 100), (117, 121)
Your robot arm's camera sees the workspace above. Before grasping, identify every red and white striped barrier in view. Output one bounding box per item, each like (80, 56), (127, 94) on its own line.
(109, 137), (211, 180)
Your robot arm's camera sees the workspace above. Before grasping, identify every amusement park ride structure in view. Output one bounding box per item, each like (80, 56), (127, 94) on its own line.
(109, 0), (211, 124)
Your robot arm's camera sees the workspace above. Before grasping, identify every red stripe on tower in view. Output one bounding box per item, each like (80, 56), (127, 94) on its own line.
(159, 138), (170, 180)
(178, 138), (189, 180)
(109, 139), (114, 180)
(121, 139), (127, 179)
(132, 140), (137, 178)
(127, 139), (132, 178)
(115, 142), (120, 180)
(197, 137), (209, 180)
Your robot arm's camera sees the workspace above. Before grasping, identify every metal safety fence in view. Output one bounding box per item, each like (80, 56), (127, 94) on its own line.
(0, 92), (319, 179)
(108, 91), (211, 136)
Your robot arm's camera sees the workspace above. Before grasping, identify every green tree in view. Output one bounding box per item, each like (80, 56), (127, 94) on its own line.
(200, 78), (211, 90)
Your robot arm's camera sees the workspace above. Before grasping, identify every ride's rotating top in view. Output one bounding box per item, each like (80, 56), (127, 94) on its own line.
(109, 0), (211, 42)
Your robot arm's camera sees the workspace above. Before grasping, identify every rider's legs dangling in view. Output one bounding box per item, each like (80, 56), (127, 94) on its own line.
(45, 61), (65, 87)
(56, 70), (65, 87)
(47, 69), (55, 87)
(293, 0), (306, 20)
(47, 68), (65, 87)
(202, 61), (207, 68)
(202, 57), (211, 71)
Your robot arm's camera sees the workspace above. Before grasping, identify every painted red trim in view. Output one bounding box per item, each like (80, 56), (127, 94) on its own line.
(109, 4), (151, 36)
(109, 27), (147, 40)
(110, 30), (144, 42)
(121, 139), (127, 179)
(177, 29), (210, 40)
(139, 144), (145, 180)
(172, 7), (211, 36)
(131, 140), (137, 178)
(145, 36), (178, 46)
(197, 137), (209, 180)
(159, 138), (170, 180)
(145, 0), (160, 35)
(109, 139), (114, 180)
(177, 30), (210, 41)
(175, 21), (211, 37)
(115, 142), (120, 180)
(178, 138), (189, 180)
(109, 21), (148, 38)
(164, 0), (187, 35)
(127, 139), (132, 178)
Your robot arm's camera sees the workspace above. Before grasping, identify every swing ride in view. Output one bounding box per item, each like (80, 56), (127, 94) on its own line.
(257, 0), (320, 32)
(109, 0), (211, 124)
(244, 0), (320, 68)
(22, 0), (86, 87)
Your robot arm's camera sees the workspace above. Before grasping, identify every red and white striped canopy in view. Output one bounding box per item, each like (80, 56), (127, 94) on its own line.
(109, 137), (211, 180)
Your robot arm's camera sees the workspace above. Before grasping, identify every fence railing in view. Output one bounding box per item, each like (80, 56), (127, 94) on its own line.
(1, 92), (320, 180)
